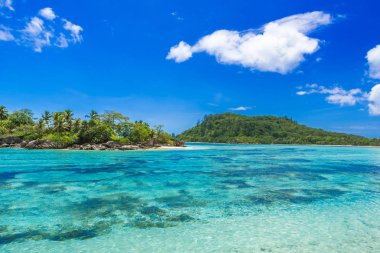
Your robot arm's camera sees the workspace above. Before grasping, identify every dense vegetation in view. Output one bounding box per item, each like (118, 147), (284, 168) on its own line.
(178, 113), (380, 146)
(0, 105), (178, 147)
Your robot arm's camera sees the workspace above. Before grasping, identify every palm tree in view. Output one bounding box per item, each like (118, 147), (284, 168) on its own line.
(73, 118), (82, 132)
(81, 120), (89, 130)
(53, 112), (65, 132)
(88, 110), (99, 120)
(63, 109), (74, 131)
(86, 110), (99, 127)
(41, 111), (52, 128)
(0, 105), (8, 120)
(37, 118), (45, 130)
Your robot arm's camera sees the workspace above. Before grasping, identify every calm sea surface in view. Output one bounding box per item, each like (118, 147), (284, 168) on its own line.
(1, 143), (380, 252)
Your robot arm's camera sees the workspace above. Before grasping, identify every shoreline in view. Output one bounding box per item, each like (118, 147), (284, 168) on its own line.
(184, 141), (380, 148)
(0, 146), (190, 151)
(0, 139), (186, 151)
(0, 145), (189, 151)
(1, 142), (380, 151)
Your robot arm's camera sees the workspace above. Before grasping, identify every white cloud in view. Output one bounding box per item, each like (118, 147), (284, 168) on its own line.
(167, 41), (192, 62)
(229, 106), (252, 111)
(63, 19), (83, 43)
(296, 91), (307, 96)
(296, 83), (380, 116)
(0, 25), (14, 41)
(23, 17), (45, 36)
(325, 88), (363, 106)
(2, 7), (83, 52)
(368, 84), (380, 116)
(39, 7), (56, 20)
(170, 11), (184, 21)
(22, 17), (52, 52)
(367, 45), (380, 79)
(55, 33), (69, 48)
(0, 0), (14, 11)
(167, 11), (332, 74)
(296, 84), (366, 106)
(20, 16), (83, 52)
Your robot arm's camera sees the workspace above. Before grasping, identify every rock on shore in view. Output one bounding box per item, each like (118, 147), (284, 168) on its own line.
(70, 141), (141, 151)
(0, 138), (184, 150)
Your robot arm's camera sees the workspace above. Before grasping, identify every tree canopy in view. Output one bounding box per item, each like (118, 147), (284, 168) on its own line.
(0, 106), (178, 146)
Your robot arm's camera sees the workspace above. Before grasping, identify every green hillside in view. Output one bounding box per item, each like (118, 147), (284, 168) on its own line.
(178, 113), (380, 146)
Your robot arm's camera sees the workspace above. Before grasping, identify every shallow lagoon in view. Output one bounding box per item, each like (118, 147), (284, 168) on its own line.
(1, 143), (380, 252)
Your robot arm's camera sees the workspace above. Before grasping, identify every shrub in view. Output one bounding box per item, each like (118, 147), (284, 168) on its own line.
(115, 137), (130, 144)
(129, 122), (152, 144)
(8, 109), (34, 127)
(42, 132), (78, 146)
(0, 125), (7, 135)
(78, 123), (114, 144)
(156, 132), (172, 144)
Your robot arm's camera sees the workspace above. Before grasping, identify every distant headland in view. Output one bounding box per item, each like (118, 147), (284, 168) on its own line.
(178, 113), (380, 146)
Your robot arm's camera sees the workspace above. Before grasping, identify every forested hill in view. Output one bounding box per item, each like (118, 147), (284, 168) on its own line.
(178, 113), (380, 146)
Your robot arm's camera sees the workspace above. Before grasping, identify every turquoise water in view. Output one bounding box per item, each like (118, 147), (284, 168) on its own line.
(1, 143), (380, 252)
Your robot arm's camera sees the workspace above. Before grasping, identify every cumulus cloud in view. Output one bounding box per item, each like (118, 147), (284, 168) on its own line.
(368, 84), (380, 116)
(296, 84), (366, 106)
(297, 43), (380, 116)
(296, 91), (307, 95)
(167, 41), (192, 62)
(0, 25), (14, 41)
(367, 45), (380, 79)
(229, 106), (252, 111)
(39, 7), (56, 20)
(63, 19), (83, 43)
(167, 11), (332, 74)
(1, 7), (83, 52)
(22, 17), (52, 52)
(325, 88), (364, 106)
(0, 0), (14, 11)
(54, 33), (69, 48)
(296, 83), (380, 116)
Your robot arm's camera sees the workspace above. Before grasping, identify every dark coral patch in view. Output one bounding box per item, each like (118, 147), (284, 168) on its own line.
(129, 217), (174, 229)
(0, 231), (39, 244)
(140, 206), (166, 216)
(0, 221), (114, 244)
(0, 171), (18, 180)
(68, 194), (143, 220)
(48, 228), (99, 241)
(39, 185), (67, 194)
(156, 193), (206, 208)
(246, 187), (347, 206)
(167, 214), (194, 222)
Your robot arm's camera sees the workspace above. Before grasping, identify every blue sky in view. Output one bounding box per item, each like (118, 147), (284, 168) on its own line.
(1, 0), (380, 137)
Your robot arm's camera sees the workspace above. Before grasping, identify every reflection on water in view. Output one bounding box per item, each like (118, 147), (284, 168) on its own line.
(1, 144), (380, 252)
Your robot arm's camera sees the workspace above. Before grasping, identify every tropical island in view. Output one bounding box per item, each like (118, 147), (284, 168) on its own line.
(178, 113), (380, 146)
(1, 107), (380, 149)
(0, 105), (183, 150)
